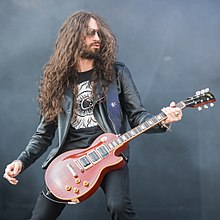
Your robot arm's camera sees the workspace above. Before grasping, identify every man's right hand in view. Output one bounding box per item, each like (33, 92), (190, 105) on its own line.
(3, 160), (23, 185)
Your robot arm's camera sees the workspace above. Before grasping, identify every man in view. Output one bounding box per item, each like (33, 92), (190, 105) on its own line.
(3, 11), (182, 220)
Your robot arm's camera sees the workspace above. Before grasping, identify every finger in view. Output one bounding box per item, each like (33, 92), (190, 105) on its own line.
(162, 107), (176, 118)
(166, 106), (182, 117)
(13, 164), (21, 176)
(3, 173), (18, 185)
(170, 102), (176, 107)
(5, 169), (14, 178)
(8, 177), (18, 185)
(6, 162), (21, 177)
(162, 108), (181, 124)
(5, 165), (15, 177)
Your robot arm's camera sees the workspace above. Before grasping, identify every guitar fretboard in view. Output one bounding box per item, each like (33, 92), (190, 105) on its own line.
(106, 101), (186, 151)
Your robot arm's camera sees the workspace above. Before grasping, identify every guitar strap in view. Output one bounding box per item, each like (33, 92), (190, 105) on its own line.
(106, 74), (121, 134)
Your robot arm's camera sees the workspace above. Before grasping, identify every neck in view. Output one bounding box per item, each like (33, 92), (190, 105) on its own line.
(77, 58), (94, 72)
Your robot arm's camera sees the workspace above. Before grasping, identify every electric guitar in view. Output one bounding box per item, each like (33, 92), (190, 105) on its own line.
(45, 89), (216, 204)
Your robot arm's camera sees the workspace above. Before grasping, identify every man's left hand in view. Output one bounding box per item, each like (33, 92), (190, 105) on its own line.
(161, 102), (183, 124)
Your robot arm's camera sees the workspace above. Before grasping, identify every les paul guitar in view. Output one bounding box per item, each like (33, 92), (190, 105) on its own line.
(45, 89), (216, 204)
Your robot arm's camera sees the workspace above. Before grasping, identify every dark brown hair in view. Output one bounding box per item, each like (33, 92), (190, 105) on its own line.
(38, 11), (117, 121)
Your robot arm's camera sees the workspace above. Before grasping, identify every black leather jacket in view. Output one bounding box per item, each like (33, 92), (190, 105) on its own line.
(17, 62), (167, 171)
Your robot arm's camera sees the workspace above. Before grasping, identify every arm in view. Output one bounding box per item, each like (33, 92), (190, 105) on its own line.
(117, 63), (182, 131)
(3, 117), (57, 184)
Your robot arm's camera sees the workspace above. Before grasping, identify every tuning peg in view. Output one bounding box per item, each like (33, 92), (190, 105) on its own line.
(201, 89), (206, 94)
(196, 91), (201, 96)
(204, 105), (209, 109)
(204, 88), (209, 93)
(198, 106), (203, 111)
(210, 103), (214, 107)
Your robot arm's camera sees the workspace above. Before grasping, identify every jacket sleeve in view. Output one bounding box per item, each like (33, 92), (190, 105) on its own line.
(17, 117), (57, 172)
(117, 63), (169, 133)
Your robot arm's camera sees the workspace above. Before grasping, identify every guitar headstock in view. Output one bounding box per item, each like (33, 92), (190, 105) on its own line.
(183, 88), (216, 111)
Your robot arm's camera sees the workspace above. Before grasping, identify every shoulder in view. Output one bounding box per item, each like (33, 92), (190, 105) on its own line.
(114, 62), (131, 78)
(114, 61), (125, 72)
(115, 62), (132, 81)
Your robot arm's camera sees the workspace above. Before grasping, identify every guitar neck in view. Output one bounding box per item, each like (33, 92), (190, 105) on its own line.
(106, 101), (186, 151)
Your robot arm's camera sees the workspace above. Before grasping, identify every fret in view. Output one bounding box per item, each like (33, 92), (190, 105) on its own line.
(124, 133), (131, 139)
(136, 126), (142, 132)
(133, 127), (139, 134)
(156, 114), (163, 120)
(117, 136), (124, 144)
(111, 140), (118, 148)
(107, 142), (115, 150)
(130, 129), (136, 136)
(147, 120), (153, 125)
(140, 123), (147, 130)
(126, 131), (133, 138)
(105, 144), (111, 151)
(126, 132), (133, 139)
(143, 121), (150, 128)
(114, 139), (120, 145)
(151, 117), (159, 124)
(160, 112), (167, 118)
(120, 134), (127, 141)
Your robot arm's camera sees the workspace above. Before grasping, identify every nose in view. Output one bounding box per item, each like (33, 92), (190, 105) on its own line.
(93, 31), (100, 41)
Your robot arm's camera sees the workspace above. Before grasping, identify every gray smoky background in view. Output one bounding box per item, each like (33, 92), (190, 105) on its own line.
(0, 0), (220, 220)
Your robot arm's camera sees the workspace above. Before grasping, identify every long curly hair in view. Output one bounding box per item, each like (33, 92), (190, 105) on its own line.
(38, 11), (117, 122)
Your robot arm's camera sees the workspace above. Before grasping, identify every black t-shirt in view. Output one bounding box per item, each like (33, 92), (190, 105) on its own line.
(61, 69), (103, 153)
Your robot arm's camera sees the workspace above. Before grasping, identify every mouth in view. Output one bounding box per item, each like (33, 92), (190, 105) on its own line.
(91, 42), (100, 48)
(92, 44), (100, 49)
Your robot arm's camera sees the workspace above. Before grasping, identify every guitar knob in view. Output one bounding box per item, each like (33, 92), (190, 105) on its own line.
(73, 187), (79, 194)
(65, 185), (72, 191)
(83, 180), (89, 187)
(204, 105), (209, 109)
(75, 178), (81, 184)
(201, 89), (205, 94)
(196, 91), (201, 96)
(210, 103), (214, 107)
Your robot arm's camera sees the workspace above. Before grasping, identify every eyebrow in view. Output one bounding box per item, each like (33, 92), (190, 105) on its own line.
(87, 27), (99, 30)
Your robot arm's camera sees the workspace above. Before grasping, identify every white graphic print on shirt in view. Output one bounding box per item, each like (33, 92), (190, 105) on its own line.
(71, 80), (98, 129)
